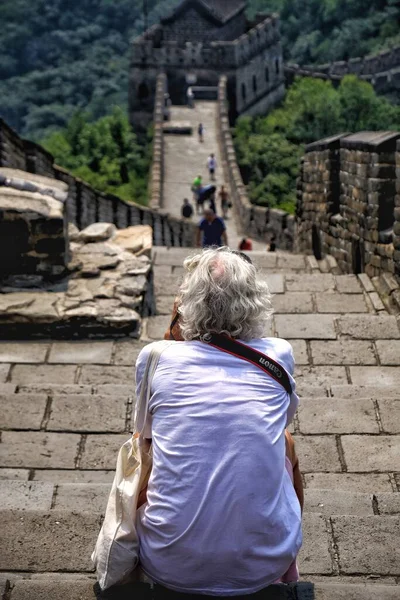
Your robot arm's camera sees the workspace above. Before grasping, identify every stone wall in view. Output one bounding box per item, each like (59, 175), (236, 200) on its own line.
(285, 46), (400, 94)
(297, 131), (400, 281)
(217, 76), (294, 250)
(394, 139), (400, 275)
(0, 118), (196, 248)
(162, 6), (247, 42)
(148, 73), (166, 210)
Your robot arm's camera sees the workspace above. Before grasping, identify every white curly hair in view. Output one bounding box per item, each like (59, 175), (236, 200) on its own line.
(177, 247), (273, 341)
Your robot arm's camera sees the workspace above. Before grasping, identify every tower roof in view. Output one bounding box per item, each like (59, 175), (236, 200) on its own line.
(162, 0), (247, 26)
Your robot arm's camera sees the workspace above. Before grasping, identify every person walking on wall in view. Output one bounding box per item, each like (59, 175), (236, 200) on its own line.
(198, 123), (204, 143)
(187, 86), (194, 108)
(219, 185), (230, 219)
(196, 208), (228, 248)
(181, 198), (193, 220)
(207, 153), (217, 181)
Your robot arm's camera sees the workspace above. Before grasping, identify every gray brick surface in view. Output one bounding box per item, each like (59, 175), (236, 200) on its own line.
(290, 340), (309, 365)
(375, 340), (400, 365)
(378, 399), (400, 434)
(294, 366), (347, 387)
(147, 315), (171, 340)
(18, 384), (93, 395)
(1, 432), (80, 469)
(272, 293), (313, 314)
(286, 274), (335, 292)
(80, 434), (129, 469)
(276, 254), (307, 270)
(0, 364), (10, 382)
(0, 342), (49, 363)
(0, 468), (30, 481)
(332, 515), (400, 575)
(310, 340), (376, 365)
(304, 489), (373, 516)
(304, 473), (393, 493)
(330, 385), (400, 398)
(154, 274), (181, 296)
(79, 365), (133, 385)
(48, 342), (113, 364)
(338, 315), (400, 339)
(9, 579), (95, 600)
(155, 295), (176, 315)
(341, 435), (400, 472)
(261, 273), (285, 294)
(350, 367), (400, 386)
(0, 394), (47, 430)
(298, 513), (332, 574)
(376, 494), (400, 515)
(335, 275), (362, 294)
(54, 483), (110, 512)
(315, 293), (368, 313)
(293, 436), (341, 472)
(32, 470), (114, 483)
(11, 365), (77, 384)
(312, 583), (400, 600)
(48, 395), (128, 433)
(297, 398), (378, 434)
(0, 481), (53, 510)
(275, 315), (337, 339)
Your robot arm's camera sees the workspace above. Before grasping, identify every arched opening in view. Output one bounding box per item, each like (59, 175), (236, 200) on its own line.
(138, 81), (150, 103)
(312, 225), (322, 261)
(265, 66), (270, 83)
(241, 82), (246, 101)
(253, 75), (257, 93)
(275, 58), (280, 75)
(352, 238), (364, 274)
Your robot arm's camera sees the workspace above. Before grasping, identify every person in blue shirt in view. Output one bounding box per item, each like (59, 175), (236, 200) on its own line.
(196, 209), (228, 248)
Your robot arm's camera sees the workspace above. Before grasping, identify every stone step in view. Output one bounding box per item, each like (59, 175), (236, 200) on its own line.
(0, 575), (399, 600)
(1, 510), (399, 579)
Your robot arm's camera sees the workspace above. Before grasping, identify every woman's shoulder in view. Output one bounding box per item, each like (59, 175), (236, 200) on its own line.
(250, 337), (294, 370)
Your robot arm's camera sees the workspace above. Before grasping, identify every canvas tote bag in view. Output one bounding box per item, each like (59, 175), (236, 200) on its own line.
(92, 340), (173, 591)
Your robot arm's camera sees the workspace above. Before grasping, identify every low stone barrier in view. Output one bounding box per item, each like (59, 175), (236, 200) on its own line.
(216, 76), (294, 250)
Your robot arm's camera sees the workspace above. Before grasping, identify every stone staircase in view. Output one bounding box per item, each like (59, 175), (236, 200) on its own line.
(1, 246), (399, 599)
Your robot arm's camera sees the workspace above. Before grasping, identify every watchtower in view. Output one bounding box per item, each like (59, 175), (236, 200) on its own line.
(129, 0), (285, 128)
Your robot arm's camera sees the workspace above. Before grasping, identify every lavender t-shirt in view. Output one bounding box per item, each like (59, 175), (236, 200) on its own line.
(135, 338), (302, 596)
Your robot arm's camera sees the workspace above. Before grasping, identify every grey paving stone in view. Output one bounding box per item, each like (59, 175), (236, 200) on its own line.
(0, 342), (49, 363)
(304, 473), (393, 493)
(32, 469), (114, 483)
(375, 340), (400, 365)
(147, 315), (171, 340)
(272, 293), (313, 314)
(276, 254), (307, 270)
(378, 399), (400, 434)
(155, 295), (176, 315)
(48, 341), (113, 364)
(335, 275), (363, 294)
(47, 395), (128, 433)
(341, 435), (400, 472)
(0, 510), (100, 571)
(248, 252), (277, 269)
(79, 365), (133, 385)
(0, 468), (30, 481)
(95, 384), (135, 395)
(11, 365), (78, 385)
(330, 385), (400, 398)
(338, 315), (400, 339)
(0, 394), (47, 430)
(312, 582), (400, 600)
(0, 364), (10, 382)
(0, 383), (17, 394)
(1, 432), (80, 469)
(54, 483), (110, 512)
(261, 273), (285, 294)
(113, 340), (148, 365)
(0, 481), (53, 510)
(154, 274), (181, 296)
(298, 513), (332, 574)
(286, 274), (335, 293)
(275, 315), (337, 339)
(80, 434), (129, 469)
(369, 292), (386, 312)
(290, 340), (309, 366)
(297, 398), (379, 434)
(304, 489), (373, 516)
(153, 247), (192, 266)
(310, 340), (376, 365)
(153, 265), (173, 278)
(332, 515), (400, 575)
(10, 579), (95, 600)
(294, 366), (347, 388)
(350, 367), (400, 386)
(292, 435), (341, 473)
(376, 494), (400, 515)
(297, 386), (330, 398)
(18, 384), (93, 395)
(315, 293), (368, 313)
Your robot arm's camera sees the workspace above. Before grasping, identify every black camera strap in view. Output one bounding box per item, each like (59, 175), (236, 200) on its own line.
(202, 333), (293, 395)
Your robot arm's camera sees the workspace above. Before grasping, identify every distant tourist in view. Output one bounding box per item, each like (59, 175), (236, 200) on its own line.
(197, 208), (228, 248)
(239, 238), (253, 251)
(198, 123), (204, 143)
(207, 153), (217, 181)
(219, 185), (230, 218)
(268, 235), (277, 252)
(187, 87), (194, 108)
(192, 175), (203, 213)
(181, 198), (194, 219)
(164, 93), (172, 121)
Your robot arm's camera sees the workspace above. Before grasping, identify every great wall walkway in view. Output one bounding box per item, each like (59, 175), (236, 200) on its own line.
(1, 244), (400, 599)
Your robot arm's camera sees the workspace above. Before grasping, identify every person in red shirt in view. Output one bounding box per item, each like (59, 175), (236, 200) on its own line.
(239, 238), (253, 251)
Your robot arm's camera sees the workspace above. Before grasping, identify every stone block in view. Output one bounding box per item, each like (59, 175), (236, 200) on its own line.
(147, 315), (171, 340)
(33, 470), (114, 483)
(331, 515), (400, 575)
(153, 247), (193, 266)
(48, 395), (128, 433)
(54, 483), (111, 513)
(378, 399), (400, 434)
(315, 293), (368, 313)
(247, 252), (278, 269)
(0, 394), (47, 430)
(0, 481), (53, 510)
(298, 398), (378, 434)
(368, 292), (386, 312)
(330, 384), (400, 398)
(0, 364), (10, 382)
(304, 473), (393, 493)
(112, 340), (148, 366)
(260, 274), (285, 294)
(341, 435), (400, 472)
(375, 340), (400, 365)
(0, 468), (30, 480)
(286, 274), (335, 292)
(11, 365), (78, 384)
(292, 435), (341, 472)
(312, 582), (400, 600)
(1, 431), (80, 469)
(17, 383), (93, 395)
(154, 274), (181, 296)
(350, 367), (400, 386)
(0, 342), (49, 363)
(338, 315), (400, 339)
(275, 315), (337, 339)
(276, 255), (307, 270)
(272, 293), (313, 314)
(79, 366), (134, 386)
(155, 295), (176, 315)
(304, 489), (373, 516)
(376, 494), (400, 515)
(0, 510), (100, 571)
(9, 579), (95, 600)
(294, 366), (347, 387)
(310, 341), (376, 365)
(335, 275), (362, 293)
(48, 342), (114, 364)
(80, 434), (129, 469)
(298, 513), (332, 574)
(290, 340), (309, 365)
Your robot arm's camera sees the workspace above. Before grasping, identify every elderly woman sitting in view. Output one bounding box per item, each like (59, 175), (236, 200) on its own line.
(135, 247), (303, 595)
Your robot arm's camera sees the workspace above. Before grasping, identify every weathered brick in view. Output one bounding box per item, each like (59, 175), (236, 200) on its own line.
(312, 582), (400, 600)
(330, 384), (400, 398)
(47, 395), (128, 433)
(0, 394), (47, 430)
(1, 432), (80, 469)
(80, 434), (129, 469)
(375, 340), (400, 365)
(335, 275), (362, 294)
(275, 315), (337, 339)
(54, 483), (110, 512)
(0, 364), (10, 382)
(378, 399), (400, 434)
(0, 481), (53, 510)
(315, 293), (368, 313)
(298, 513), (332, 574)
(286, 274), (335, 292)
(310, 341), (376, 365)
(298, 398), (378, 434)
(0, 342), (49, 363)
(155, 295), (176, 315)
(338, 315), (400, 339)
(304, 473), (393, 493)
(350, 367), (400, 386)
(147, 315), (172, 340)
(290, 340), (309, 365)
(33, 470), (114, 483)
(272, 293), (313, 314)
(79, 365), (134, 386)
(292, 436), (341, 472)
(304, 489), (373, 516)
(276, 255), (307, 270)
(11, 365), (78, 385)
(9, 579), (95, 600)
(0, 468), (30, 481)
(341, 435), (400, 472)
(376, 493), (400, 515)
(48, 341), (113, 364)
(294, 366), (347, 387)
(261, 273), (285, 294)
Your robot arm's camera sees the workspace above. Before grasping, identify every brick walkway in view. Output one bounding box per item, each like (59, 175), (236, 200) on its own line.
(1, 247), (399, 598)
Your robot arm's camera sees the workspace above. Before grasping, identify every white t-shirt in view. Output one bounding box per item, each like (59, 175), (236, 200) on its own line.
(136, 338), (302, 596)
(207, 156), (217, 170)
